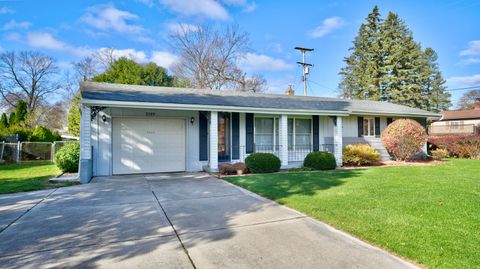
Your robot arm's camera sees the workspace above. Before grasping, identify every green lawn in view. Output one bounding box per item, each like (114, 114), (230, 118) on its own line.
(0, 161), (78, 194)
(225, 159), (480, 268)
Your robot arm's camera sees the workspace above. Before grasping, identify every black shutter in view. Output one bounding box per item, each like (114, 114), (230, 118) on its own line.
(199, 111), (208, 161)
(375, 117), (380, 137)
(231, 112), (240, 159)
(312, 115), (319, 151)
(357, 116), (364, 137)
(387, 117), (393, 126)
(246, 113), (254, 153)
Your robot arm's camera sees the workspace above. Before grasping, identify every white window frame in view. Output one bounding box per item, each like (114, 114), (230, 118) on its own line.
(253, 115), (279, 149)
(288, 116), (313, 151)
(363, 117), (375, 137)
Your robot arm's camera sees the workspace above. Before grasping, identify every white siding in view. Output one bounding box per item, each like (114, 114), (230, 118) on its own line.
(239, 113), (246, 160)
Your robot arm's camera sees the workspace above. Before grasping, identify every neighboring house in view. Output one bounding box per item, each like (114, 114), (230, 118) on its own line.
(78, 82), (439, 183)
(429, 98), (480, 136)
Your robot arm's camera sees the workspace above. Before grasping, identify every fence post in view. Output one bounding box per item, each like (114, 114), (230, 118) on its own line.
(51, 142), (56, 161)
(0, 141), (4, 161)
(16, 141), (21, 163)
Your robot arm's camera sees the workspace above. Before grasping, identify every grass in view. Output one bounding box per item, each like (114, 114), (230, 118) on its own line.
(0, 161), (78, 194)
(225, 159), (480, 268)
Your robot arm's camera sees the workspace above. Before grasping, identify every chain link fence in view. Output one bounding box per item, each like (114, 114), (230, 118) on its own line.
(0, 141), (79, 163)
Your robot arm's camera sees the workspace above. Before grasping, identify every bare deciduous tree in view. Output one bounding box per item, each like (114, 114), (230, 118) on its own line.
(457, 89), (480, 109)
(72, 56), (98, 81)
(170, 24), (266, 92)
(0, 51), (60, 112)
(92, 47), (116, 70)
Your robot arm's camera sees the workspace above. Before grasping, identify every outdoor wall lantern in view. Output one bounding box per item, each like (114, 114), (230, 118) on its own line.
(190, 117), (195, 125)
(102, 115), (107, 123)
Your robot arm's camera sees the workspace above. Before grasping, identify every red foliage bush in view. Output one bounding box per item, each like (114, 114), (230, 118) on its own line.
(219, 163), (236, 175)
(428, 135), (480, 159)
(381, 119), (427, 161)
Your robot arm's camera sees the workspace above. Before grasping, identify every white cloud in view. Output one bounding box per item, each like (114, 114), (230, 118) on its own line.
(309, 16), (346, 38)
(2, 20), (31, 31)
(459, 58), (480, 65)
(97, 48), (179, 69)
(0, 7), (14, 14)
(459, 40), (480, 56)
(238, 53), (293, 72)
(151, 51), (179, 68)
(160, 0), (229, 20)
(167, 23), (199, 35)
(448, 74), (480, 86)
(81, 4), (145, 34)
(26, 32), (92, 57)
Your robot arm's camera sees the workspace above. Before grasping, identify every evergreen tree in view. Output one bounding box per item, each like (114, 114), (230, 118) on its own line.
(8, 112), (16, 126)
(0, 113), (8, 129)
(339, 7), (451, 111)
(339, 6), (382, 99)
(68, 94), (81, 137)
(15, 100), (28, 124)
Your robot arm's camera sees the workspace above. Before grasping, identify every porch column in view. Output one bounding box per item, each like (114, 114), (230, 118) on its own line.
(209, 111), (218, 172)
(279, 114), (288, 167)
(333, 116), (343, 166)
(79, 106), (92, 183)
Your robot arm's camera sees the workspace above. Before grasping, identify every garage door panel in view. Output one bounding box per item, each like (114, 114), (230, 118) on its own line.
(113, 118), (186, 174)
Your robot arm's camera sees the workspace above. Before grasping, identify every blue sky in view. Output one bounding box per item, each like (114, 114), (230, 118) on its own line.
(1, 0), (479, 107)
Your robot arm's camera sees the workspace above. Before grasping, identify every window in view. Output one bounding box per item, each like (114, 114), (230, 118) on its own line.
(288, 118), (312, 150)
(363, 118), (375, 136)
(254, 117), (279, 150)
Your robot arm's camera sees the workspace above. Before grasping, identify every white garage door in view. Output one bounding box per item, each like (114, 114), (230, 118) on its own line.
(113, 118), (186, 174)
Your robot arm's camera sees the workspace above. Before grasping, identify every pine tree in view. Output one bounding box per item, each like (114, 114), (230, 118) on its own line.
(339, 6), (382, 100)
(0, 113), (8, 129)
(15, 100), (28, 124)
(339, 7), (451, 111)
(8, 112), (16, 126)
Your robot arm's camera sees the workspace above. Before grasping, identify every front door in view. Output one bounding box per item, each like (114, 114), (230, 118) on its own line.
(218, 112), (230, 162)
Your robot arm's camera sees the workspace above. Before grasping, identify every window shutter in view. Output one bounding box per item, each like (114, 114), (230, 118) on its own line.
(246, 113), (254, 153)
(199, 111), (208, 161)
(357, 116), (363, 137)
(231, 113), (240, 159)
(312, 115), (319, 151)
(387, 117), (393, 126)
(375, 117), (380, 137)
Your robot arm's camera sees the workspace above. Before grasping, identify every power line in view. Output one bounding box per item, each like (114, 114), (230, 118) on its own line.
(445, 85), (480, 92)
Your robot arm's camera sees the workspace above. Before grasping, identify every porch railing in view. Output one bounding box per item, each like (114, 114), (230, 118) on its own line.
(234, 144), (335, 162)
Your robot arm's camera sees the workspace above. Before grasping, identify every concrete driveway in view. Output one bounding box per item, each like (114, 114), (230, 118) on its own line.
(0, 173), (418, 269)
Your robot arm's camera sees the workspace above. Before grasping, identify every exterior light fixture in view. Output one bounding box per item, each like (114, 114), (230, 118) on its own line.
(102, 115), (107, 123)
(190, 117), (195, 125)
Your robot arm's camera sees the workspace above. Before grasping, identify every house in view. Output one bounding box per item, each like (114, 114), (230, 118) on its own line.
(78, 82), (439, 183)
(429, 98), (480, 135)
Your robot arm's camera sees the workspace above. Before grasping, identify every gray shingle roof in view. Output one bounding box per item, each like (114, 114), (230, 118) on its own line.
(80, 82), (440, 117)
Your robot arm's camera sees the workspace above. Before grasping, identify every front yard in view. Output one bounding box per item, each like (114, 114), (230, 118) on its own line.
(0, 161), (77, 194)
(225, 159), (480, 268)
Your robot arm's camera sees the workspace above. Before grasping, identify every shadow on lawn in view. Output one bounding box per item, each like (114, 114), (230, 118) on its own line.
(228, 169), (366, 200)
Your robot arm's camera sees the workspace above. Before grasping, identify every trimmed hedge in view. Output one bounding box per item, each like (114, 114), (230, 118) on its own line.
(303, 151), (336, 170)
(430, 148), (449, 160)
(245, 153), (281, 173)
(381, 119), (427, 161)
(219, 163), (236, 175)
(343, 144), (381, 166)
(55, 143), (80, 172)
(428, 135), (480, 159)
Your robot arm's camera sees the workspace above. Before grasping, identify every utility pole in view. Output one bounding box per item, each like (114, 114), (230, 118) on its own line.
(295, 47), (314, 96)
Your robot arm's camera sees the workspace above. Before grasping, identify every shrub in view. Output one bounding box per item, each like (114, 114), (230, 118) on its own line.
(303, 151), (336, 170)
(428, 135), (480, 159)
(55, 142), (80, 172)
(233, 162), (248, 173)
(30, 126), (57, 142)
(288, 167), (314, 172)
(219, 163), (236, 175)
(381, 119), (427, 161)
(245, 153), (281, 173)
(343, 144), (381, 166)
(430, 148), (449, 160)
